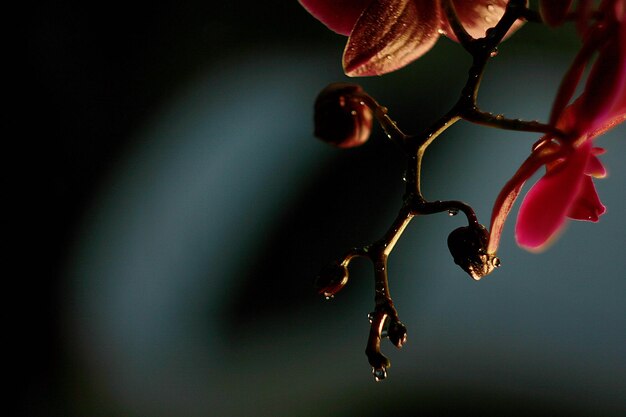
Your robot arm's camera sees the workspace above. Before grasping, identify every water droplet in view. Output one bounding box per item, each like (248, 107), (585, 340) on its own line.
(492, 257), (501, 268)
(368, 312), (375, 323)
(495, 114), (504, 120)
(373, 367), (387, 382)
(385, 54), (392, 60)
(437, 28), (447, 36)
(487, 4), (495, 12)
(490, 48), (498, 58)
(325, 294), (334, 301)
(484, 15), (492, 23)
(448, 209), (459, 216)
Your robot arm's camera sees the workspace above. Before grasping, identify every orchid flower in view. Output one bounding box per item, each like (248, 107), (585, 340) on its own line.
(488, 1), (626, 253)
(298, 0), (524, 76)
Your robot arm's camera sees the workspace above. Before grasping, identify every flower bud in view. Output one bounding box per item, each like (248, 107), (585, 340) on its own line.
(447, 224), (500, 280)
(314, 83), (373, 148)
(314, 262), (349, 298)
(387, 320), (408, 349)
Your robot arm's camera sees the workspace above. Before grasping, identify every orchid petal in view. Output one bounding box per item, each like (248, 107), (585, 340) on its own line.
(487, 140), (560, 255)
(515, 142), (592, 251)
(577, 16), (626, 133)
(540, 0), (574, 26)
(549, 45), (594, 126)
(343, 0), (441, 76)
(613, 0), (626, 21)
(585, 151), (607, 177)
(298, 0), (373, 36)
(566, 175), (606, 221)
(441, 0), (524, 42)
(586, 111), (626, 140)
(591, 147), (606, 155)
(450, 0), (519, 39)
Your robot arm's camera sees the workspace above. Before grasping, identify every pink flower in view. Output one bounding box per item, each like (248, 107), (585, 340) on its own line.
(488, 3), (626, 253)
(514, 140), (607, 251)
(298, 0), (523, 76)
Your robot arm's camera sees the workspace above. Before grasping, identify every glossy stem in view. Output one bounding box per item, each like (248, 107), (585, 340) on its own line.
(462, 108), (562, 135)
(364, 204), (413, 376)
(358, 94), (411, 151)
(326, 0), (561, 381)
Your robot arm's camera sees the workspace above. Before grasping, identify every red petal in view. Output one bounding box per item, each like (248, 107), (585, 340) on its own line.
(441, 0), (524, 41)
(613, 0), (626, 21)
(576, 16), (626, 133)
(591, 147), (606, 155)
(540, 0), (574, 26)
(487, 140), (560, 254)
(343, 0), (441, 76)
(567, 175), (606, 221)
(515, 143), (592, 251)
(549, 45), (594, 126)
(298, 0), (373, 35)
(585, 151), (607, 178)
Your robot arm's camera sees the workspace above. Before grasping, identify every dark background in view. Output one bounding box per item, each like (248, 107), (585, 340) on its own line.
(24, 2), (316, 414)
(25, 1), (318, 409)
(23, 2), (625, 416)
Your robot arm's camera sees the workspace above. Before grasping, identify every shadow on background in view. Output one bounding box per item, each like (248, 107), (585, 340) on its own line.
(24, 2), (625, 416)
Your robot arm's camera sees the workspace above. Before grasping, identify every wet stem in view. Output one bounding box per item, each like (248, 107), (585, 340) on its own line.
(323, 0), (562, 380)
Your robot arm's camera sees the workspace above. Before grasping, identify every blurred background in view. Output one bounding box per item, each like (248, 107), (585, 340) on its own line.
(24, 1), (625, 416)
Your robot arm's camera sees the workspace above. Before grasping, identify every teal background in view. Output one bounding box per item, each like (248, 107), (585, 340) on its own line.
(24, 2), (625, 416)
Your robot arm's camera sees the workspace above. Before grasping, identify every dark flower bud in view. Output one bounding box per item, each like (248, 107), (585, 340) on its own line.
(314, 83), (373, 148)
(314, 262), (349, 298)
(447, 224), (501, 280)
(387, 320), (408, 349)
(368, 352), (391, 382)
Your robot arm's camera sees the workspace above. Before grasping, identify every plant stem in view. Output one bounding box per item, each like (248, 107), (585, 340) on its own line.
(324, 0), (561, 380)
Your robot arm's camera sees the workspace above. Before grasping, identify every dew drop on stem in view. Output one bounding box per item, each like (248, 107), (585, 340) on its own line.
(373, 367), (387, 382)
(368, 312), (375, 323)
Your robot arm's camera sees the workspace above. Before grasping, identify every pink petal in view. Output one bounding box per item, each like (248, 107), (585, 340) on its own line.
(585, 151), (607, 178)
(540, 0), (574, 26)
(487, 140), (561, 255)
(515, 142), (592, 251)
(613, 0), (626, 21)
(566, 175), (606, 221)
(576, 14), (626, 133)
(343, 0), (441, 76)
(549, 44), (594, 126)
(591, 147), (606, 155)
(441, 0), (524, 41)
(298, 0), (373, 35)
(585, 111), (626, 140)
